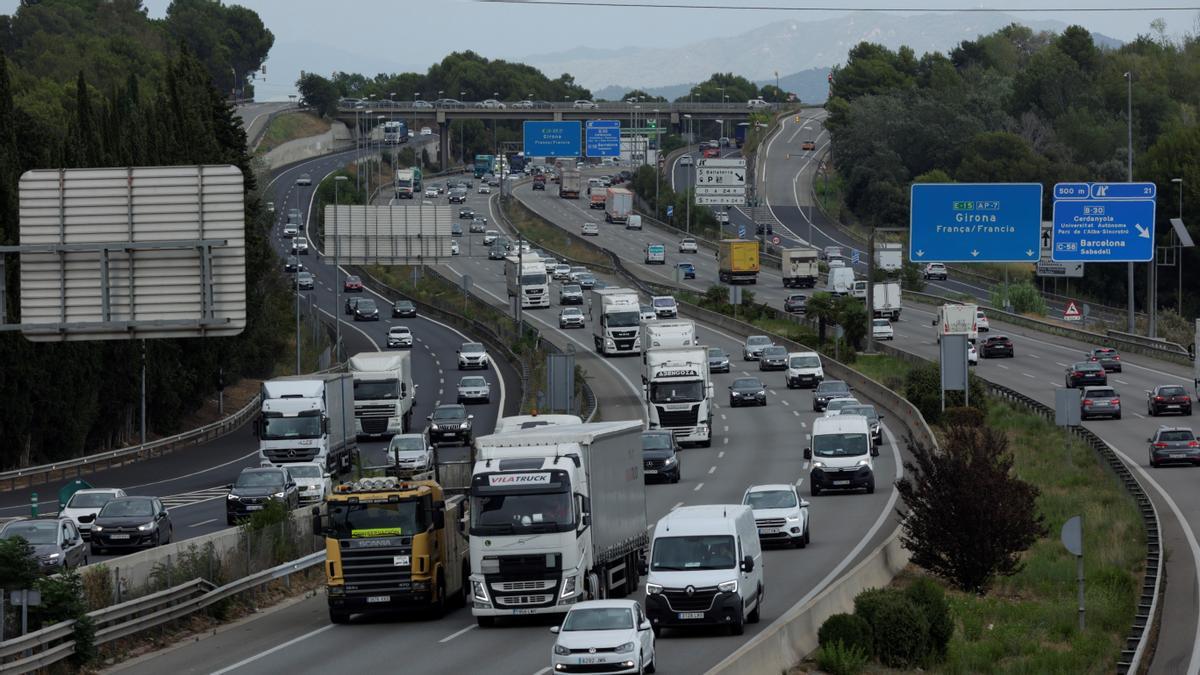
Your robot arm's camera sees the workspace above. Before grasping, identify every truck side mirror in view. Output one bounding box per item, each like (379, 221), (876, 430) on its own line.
(322, 416), (330, 434)
(433, 501), (446, 530)
(310, 506), (323, 536)
(803, 448), (812, 459)
(638, 558), (649, 575)
(740, 555), (755, 573)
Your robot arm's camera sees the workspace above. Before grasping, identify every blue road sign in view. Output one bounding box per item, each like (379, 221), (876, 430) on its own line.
(851, 249), (861, 265)
(910, 183), (1042, 262)
(523, 121), (581, 157)
(737, 224), (747, 239)
(585, 120), (621, 157)
(1051, 182), (1156, 262)
(666, 205), (674, 218)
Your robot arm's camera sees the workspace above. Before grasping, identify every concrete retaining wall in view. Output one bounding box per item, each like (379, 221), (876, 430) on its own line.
(261, 121), (353, 170)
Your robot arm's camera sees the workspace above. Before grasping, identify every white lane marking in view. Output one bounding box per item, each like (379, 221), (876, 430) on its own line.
(792, 410), (800, 417)
(781, 399), (790, 406)
(1029, 353), (1040, 358)
(1116, 379), (1130, 385)
(718, 451), (725, 458)
(671, 502), (683, 511)
(189, 518), (218, 528)
(1022, 373), (1035, 378)
(723, 437), (729, 445)
(795, 477), (804, 486)
(723, 425), (729, 433)
(693, 482), (704, 492)
(532, 668), (552, 675)
(209, 624), (336, 674)
(801, 421), (806, 428)
(997, 364), (1009, 370)
(1133, 412), (1146, 419)
(720, 413), (727, 420)
(1056, 362), (1069, 367)
(708, 466), (717, 474)
(439, 624), (477, 643)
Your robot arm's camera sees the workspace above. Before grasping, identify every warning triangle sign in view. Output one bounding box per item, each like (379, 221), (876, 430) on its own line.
(1064, 301), (1082, 318)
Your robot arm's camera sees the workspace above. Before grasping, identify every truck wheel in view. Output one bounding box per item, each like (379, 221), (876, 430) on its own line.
(329, 608), (350, 624)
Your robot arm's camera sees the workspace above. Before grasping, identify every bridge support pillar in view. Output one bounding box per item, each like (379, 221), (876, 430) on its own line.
(439, 120), (451, 170)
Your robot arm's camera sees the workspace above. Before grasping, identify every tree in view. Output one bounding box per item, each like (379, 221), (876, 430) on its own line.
(806, 292), (836, 344)
(297, 72), (340, 118)
(619, 89), (667, 103)
(834, 295), (867, 350)
(895, 425), (1046, 593)
(758, 84), (789, 103)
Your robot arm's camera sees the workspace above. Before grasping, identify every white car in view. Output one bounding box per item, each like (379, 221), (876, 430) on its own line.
(559, 284), (584, 305)
(572, 99), (598, 109)
(450, 240), (460, 255)
(387, 325), (413, 348)
(424, 187), (438, 198)
(968, 342), (979, 366)
(553, 263), (572, 281)
(296, 173), (312, 186)
(582, 222), (600, 236)
(559, 307), (585, 329)
(478, 185), (491, 194)
(457, 341), (490, 370)
(743, 484), (810, 548)
(387, 434), (433, 473)
(550, 600), (656, 675)
(651, 295), (678, 319)
(743, 335), (773, 361)
(976, 310), (990, 332)
(678, 154), (694, 167)
(823, 397), (862, 417)
(872, 318), (894, 341)
(568, 266), (589, 283)
(923, 262), (948, 280)
(785, 351), (824, 389)
(678, 237), (698, 254)
(483, 230), (500, 245)
(420, 127), (432, 136)
(285, 462), (331, 505)
(59, 488), (126, 540)
(639, 305), (657, 322)
(479, 98), (505, 109)
(746, 98), (770, 109)
(291, 238), (309, 255)
(456, 376), (491, 404)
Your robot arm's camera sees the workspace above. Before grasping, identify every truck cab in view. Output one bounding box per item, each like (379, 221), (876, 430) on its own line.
(644, 346), (713, 447)
(505, 255), (550, 309)
(591, 288), (642, 355)
(348, 352), (415, 437)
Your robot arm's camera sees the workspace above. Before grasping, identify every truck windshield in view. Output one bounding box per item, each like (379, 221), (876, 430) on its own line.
(520, 273), (547, 285)
(354, 380), (400, 400)
(606, 311), (640, 328)
(650, 381), (704, 403)
(651, 535), (736, 571)
(470, 492), (574, 534)
(328, 501), (426, 539)
(260, 412), (322, 440)
(812, 433), (869, 458)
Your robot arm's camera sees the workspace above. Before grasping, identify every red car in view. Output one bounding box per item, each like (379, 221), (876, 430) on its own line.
(343, 275), (363, 293)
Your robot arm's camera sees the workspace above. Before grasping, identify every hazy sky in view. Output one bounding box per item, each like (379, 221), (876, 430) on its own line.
(2, 0), (1196, 99)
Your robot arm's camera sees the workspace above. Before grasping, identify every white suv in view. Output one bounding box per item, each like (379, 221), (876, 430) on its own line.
(743, 484), (810, 548)
(457, 342), (490, 370)
(923, 263), (948, 280)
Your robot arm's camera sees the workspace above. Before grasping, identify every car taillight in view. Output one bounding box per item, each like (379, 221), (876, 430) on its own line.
(1113, 355), (1120, 360)
(1189, 441), (1200, 448)
(1111, 399), (1119, 405)
(1073, 371), (1084, 377)
(1155, 396), (1164, 401)
(1154, 442), (1169, 448)
(1082, 399), (1092, 405)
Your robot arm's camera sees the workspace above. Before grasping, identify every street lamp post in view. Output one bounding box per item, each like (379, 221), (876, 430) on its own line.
(333, 176), (349, 364)
(654, 108), (660, 218)
(294, 178), (305, 374)
(1125, 71), (1136, 334)
(1173, 177), (1184, 313)
(460, 91), (467, 164)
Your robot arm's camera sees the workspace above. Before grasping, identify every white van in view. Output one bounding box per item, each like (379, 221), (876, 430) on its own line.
(643, 505), (763, 636)
(785, 351), (824, 389)
(804, 415), (874, 496)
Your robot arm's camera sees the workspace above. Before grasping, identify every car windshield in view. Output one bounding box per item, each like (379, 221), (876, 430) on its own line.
(842, 406), (878, 421)
(607, 310), (639, 327)
(3, 521), (57, 544)
(733, 378), (762, 390)
(100, 500), (154, 518)
(390, 327), (409, 335)
(328, 501), (426, 539)
(354, 380), (399, 400)
(1095, 349), (1119, 357)
(813, 432), (870, 458)
(649, 381), (705, 404)
(235, 472), (284, 488)
(571, 267), (587, 275)
(462, 343), (484, 353)
(826, 399), (859, 412)
(288, 466), (322, 479)
(395, 301), (412, 309)
(562, 308), (582, 316)
(432, 406), (466, 421)
(1159, 430), (1195, 442)
(744, 490), (797, 510)
(762, 347), (787, 358)
(747, 336), (771, 347)
(1158, 387), (1187, 396)
(346, 276), (360, 284)
(66, 492), (119, 509)
(708, 348), (726, 359)
(790, 356), (820, 369)
(389, 436), (426, 452)
(460, 377), (487, 388)
(873, 319), (890, 327)
(1074, 363), (1102, 371)
(562, 607), (634, 632)
(651, 535), (737, 571)
(642, 434), (673, 451)
(297, 272), (312, 281)
(562, 285), (581, 294)
(816, 381), (850, 395)
(357, 299), (377, 311)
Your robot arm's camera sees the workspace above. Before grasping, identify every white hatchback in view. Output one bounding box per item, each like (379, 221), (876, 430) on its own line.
(387, 325), (413, 348)
(550, 600), (656, 675)
(582, 222), (600, 236)
(60, 488), (127, 540)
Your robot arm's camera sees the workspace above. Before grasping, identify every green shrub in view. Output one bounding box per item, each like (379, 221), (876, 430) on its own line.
(902, 363), (987, 426)
(872, 595), (930, 668)
(816, 640), (870, 675)
(942, 406), (984, 427)
(904, 577), (954, 658)
(818, 612), (873, 654)
(852, 586), (902, 636)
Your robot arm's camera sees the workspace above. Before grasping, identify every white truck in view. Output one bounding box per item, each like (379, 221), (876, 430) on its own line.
(590, 287), (642, 356)
(934, 303), (979, 343)
(851, 281), (902, 320)
(640, 319), (697, 360)
(826, 266), (855, 295)
(604, 187), (633, 225)
(394, 168), (418, 199)
(468, 420), (647, 625)
(644, 346), (713, 447)
(257, 374), (357, 474)
(874, 242), (903, 271)
(782, 247), (820, 288)
(348, 352), (416, 438)
(505, 254), (550, 308)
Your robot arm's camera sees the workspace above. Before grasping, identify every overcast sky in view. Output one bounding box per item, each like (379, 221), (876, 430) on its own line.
(2, 0), (1196, 99)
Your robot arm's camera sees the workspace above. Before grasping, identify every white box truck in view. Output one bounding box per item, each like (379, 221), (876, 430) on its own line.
(257, 374), (356, 474)
(874, 242), (903, 271)
(348, 352), (416, 438)
(604, 187), (633, 224)
(826, 266), (855, 295)
(640, 319), (697, 359)
(468, 420), (647, 624)
(505, 254), (550, 308)
(934, 303), (978, 343)
(782, 247), (820, 288)
(644, 346), (713, 447)
(590, 287), (642, 355)
(873, 282), (902, 320)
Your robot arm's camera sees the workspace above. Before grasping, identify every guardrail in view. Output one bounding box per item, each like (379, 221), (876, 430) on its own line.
(0, 552), (322, 673)
(0, 394), (262, 493)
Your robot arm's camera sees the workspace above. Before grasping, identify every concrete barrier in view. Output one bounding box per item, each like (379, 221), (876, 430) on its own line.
(261, 121), (353, 170)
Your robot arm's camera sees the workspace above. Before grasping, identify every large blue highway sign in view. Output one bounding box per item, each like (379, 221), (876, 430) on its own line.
(1051, 182), (1156, 262)
(523, 121), (581, 157)
(909, 183), (1043, 262)
(585, 120), (621, 157)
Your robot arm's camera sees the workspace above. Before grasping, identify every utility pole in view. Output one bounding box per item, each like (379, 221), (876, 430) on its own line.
(1125, 71), (1136, 334)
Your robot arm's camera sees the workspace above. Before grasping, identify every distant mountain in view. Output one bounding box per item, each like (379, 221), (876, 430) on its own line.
(526, 11), (1122, 94)
(594, 68), (830, 105)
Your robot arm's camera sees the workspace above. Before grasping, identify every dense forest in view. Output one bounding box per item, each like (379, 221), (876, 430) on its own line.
(825, 22), (1200, 315)
(0, 0), (279, 467)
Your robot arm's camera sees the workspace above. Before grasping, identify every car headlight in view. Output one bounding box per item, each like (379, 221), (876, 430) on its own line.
(137, 522), (155, 531)
(560, 575), (577, 598)
(785, 514), (801, 521)
(472, 580), (490, 603)
(645, 583), (662, 595)
(812, 461), (826, 469)
(663, 456), (677, 465)
(718, 580), (738, 593)
(615, 642), (635, 654)
(92, 525), (104, 532)
(227, 494), (238, 500)
(857, 459), (870, 467)
(554, 643), (571, 656)
(460, 422), (470, 430)
(273, 491), (286, 499)
(44, 552), (60, 560)
(429, 424), (439, 431)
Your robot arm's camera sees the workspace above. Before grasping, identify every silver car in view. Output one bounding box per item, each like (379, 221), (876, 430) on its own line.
(456, 376), (491, 404)
(286, 462), (331, 505)
(559, 307), (585, 329)
(457, 342), (490, 370)
(559, 284), (584, 305)
(387, 325), (413, 349)
(387, 434), (433, 474)
(1081, 386), (1121, 420)
(553, 264), (572, 281)
(743, 335), (773, 361)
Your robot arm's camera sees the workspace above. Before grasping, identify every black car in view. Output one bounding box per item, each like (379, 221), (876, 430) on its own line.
(426, 403), (474, 447)
(708, 347), (730, 373)
(813, 380), (852, 412)
(783, 294), (807, 314)
(1149, 426), (1200, 467)
(285, 255), (304, 273)
(1065, 362), (1107, 388)
(980, 335), (1014, 358)
(91, 496), (173, 553)
(392, 300), (417, 318)
(1086, 347), (1122, 372)
(488, 245), (507, 260)
(729, 377), (767, 407)
(226, 467), (299, 525)
(642, 431), (681, 484)
(354, 297), (380, 321)
(1148, 385), (1193, 416)
(0, 517), (88, 572)
(458, 208), (475, 219)
(755, 223), (774, 235)
(345, 296), (361, 315)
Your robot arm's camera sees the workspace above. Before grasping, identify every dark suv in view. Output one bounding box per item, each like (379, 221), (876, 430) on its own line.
(1065, 362), (1106, 388)
(642, 431), (681, 484)
(1148, 427), (1200, 467)
(1086, 347), (1122, 372)
(426, 403), (474, 447)
(813, 380), (852, 412)
(1147, 385), (1192, 417)
(226, 467), (299, 525)
(980, 335), (1014, 358)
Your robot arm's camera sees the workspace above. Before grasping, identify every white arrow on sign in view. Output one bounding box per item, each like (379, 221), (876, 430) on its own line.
(1026, 249), (1034, 256)
(1135, 223), (1150, 238)
(914, 250), (924, 257)
(971, 249), (980, 257)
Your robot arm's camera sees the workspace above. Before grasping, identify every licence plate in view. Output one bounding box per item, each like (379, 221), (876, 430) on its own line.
(1095, 401), (1108, 406)
(833, 480), (851, 486)
(1171, 453), (1186, 459)
(245, 505), (264, 511)
(110, 534), (130, 540)
(366, 595), (391, 604)
(1168, 405), (1180, 409)
(678, 612), (704, 620)
(510, 608), (538, 615)
(758, 527), (780, 535)
(645, 469), (658, 474)
(579, 657), (607, 664)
